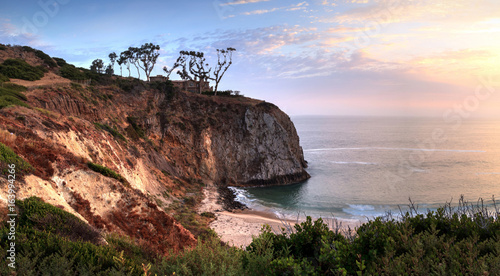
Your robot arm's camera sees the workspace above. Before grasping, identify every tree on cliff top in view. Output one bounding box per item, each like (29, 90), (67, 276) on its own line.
(213, 47), (236, 95)
(171, 50), (212, 93)
(119, 50), (132, 77)
(108, 52), (117, 74)
(164, 48), (236, 95)
(127, 47), (141, 79)
(135, 43), (160, 82)
(90, 59), (104, 74)
(163, 54), (186, 79)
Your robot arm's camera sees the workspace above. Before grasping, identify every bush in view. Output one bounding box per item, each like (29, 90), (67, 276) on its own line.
(59, 64), (86, 80)
(94, 122), (127, 142)
(53, 57), (68, 67)
(152, 236), (244, 276)
(0, 197), (138, 275)
(0, 83), (29, 109)
(0, 59), (46, 81)
(126, 117), (145, 140)
(116, 78), (146, 94)
(87, 161), (129, 186)
(0, 73), (8, 83)
(17, 197), (102, 244)
(21, 46), (57, 68)
(0, 85), (27, 100)
(0, 141), (34, 174)
(244, 199), (500, 275)
(0, 95), (29, 109)
(149, 80), (176, 99)
(0, 44), (6, 51)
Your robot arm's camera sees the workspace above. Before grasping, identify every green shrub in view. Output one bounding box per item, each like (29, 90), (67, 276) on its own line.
(244, 199), (500, 275)
(0, 44), (6, 51)
(0, 72), (8, 83)
(0, 83), (29, 109)
(59, 64), (86, 80)
(0, 142), (34, 174)
(94, 122), (127, 142)
(87, 161), (129, 186)
(116, 78), (146, 93)
(0, 86), (27, 101)
(152, 236), (244, 276)
(0, 59), (46, 81)
(126, 117), (145, 140)
(149, 80), (175, 99)
(21, 46), (57, 67)
(1, 82), (27, 94)
(70, 82), (83, 90)
(0, 197), (138, 275)
(17, 197), (102, 243)
(200, 212), (216, 219)
(0, 95), (29, 109)
(53, 57), (68, 67)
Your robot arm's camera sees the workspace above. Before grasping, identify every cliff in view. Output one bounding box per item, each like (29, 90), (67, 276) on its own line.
(0, 46), (309, 253)
(153, 89), (310, 186)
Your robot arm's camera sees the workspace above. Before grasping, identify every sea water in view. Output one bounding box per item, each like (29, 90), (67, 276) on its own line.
(231, 116), (500, 222)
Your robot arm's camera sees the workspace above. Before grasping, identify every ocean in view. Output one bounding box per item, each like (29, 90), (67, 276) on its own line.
(231, 116), (500, 223)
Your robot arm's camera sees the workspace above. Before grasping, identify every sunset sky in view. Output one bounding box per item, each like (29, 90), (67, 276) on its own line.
(1, 0), (499, 117)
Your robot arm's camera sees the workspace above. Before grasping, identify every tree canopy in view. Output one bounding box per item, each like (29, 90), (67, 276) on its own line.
(213, 47), (236, 95)
(90, 59), (104, 74)
(136, 43), (160, 82)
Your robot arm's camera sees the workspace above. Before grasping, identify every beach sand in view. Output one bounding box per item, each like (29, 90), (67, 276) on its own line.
(198, 184), (361, 248)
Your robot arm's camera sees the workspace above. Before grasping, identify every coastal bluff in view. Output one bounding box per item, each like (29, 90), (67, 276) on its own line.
(0, 44), (308, 253)
(153, 90), (310, 187)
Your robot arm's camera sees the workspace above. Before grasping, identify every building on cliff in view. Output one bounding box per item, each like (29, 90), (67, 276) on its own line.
(149, 75), (212, 93)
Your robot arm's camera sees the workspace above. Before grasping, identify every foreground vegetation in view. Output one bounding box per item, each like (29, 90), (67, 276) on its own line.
(1, 196), (499, 275)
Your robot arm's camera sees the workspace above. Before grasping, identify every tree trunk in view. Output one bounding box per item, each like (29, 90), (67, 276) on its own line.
(214, 82), (219, 96)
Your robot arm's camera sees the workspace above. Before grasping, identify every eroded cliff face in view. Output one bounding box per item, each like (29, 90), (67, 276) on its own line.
(0, 73), (308, 252)
(148, 90), (309, 186)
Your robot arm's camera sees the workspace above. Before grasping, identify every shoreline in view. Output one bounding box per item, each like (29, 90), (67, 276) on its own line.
(198, 184), (361, 248)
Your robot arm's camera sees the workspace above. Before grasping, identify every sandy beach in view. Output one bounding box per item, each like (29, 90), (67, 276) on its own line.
(198, 185), (361, 248)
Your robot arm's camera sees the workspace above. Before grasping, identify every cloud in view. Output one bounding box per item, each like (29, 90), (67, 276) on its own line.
(321, 0), (337, 6)
(0, 22), (50, 48)
(243, 7), (280, 15)
(329, 0), (500, 25)
(202, 25), (321, 56)
(327, 26), (375, 33)
(242, 1), (309, 15)
(220, 0), (270, 6)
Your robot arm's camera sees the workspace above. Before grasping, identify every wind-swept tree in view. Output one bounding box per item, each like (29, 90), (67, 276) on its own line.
(136, 43), (160, 82)
(163, 54), (187, 79)
(120, 50), (132, 77)
(90, 59), (104, 74)
(105, 64), (113, 76)
(117, 55), (124, 77)
(128, 47), (141, 79)
(212, 47), (235, 95)
(108, 52), (117, 74)
(173, 50), (212, 93)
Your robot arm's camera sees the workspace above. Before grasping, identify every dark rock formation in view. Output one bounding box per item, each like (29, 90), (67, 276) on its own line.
(152, 90), (310, 187)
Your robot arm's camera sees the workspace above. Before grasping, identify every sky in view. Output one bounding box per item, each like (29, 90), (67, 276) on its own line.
(1, 0), (500, 117)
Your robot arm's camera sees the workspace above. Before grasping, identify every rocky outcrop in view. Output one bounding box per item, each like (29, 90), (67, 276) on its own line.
(151, 90), (310, 186)
(26, 82), (309, 187)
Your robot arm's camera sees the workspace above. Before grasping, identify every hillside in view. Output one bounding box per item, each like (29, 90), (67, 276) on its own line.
(0, 44), (309, 254)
